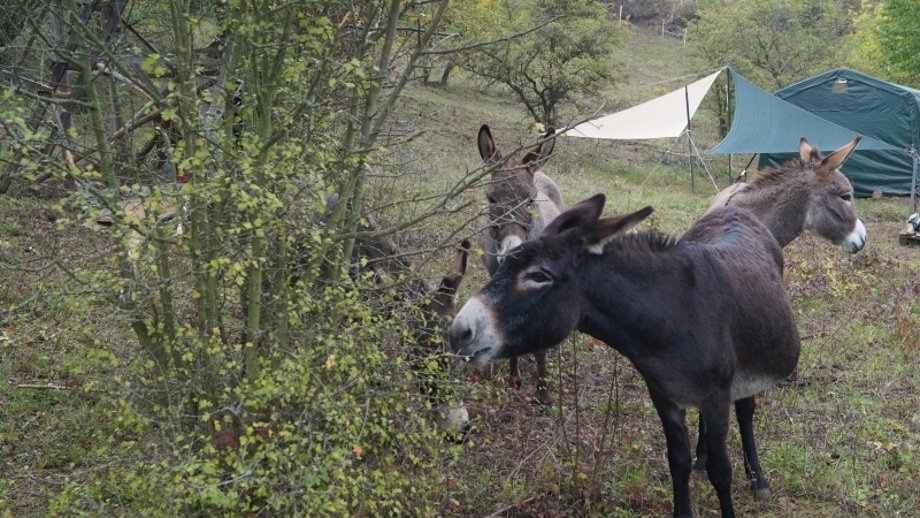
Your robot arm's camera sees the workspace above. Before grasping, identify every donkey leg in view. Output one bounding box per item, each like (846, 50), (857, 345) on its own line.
(736, 396), (771, 501)
(534, 350), (553, 404)
(700, 402), (735, 518)
(693, 414), (708, 472)
(648, 388), (693, 518)
(508, 356), (522, 389)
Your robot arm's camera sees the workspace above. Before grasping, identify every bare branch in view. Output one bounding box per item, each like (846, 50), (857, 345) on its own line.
(14, 383), (72, 390)
(119, 15), (160, 55)
(421, 17), (559, 56)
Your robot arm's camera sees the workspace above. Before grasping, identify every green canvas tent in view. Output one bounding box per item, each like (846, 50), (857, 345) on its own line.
(707, 69), (899, 156)
(760, 68), (920, 201)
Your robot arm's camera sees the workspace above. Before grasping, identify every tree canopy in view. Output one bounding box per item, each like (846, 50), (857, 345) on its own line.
(688, 0), (857, 90)
(877, 0), (920, 87)
(456, 0), (625, 126)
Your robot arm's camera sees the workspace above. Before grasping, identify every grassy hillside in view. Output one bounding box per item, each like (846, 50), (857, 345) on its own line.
(2, 24), (919, 517)
(381, 24), (920, 517)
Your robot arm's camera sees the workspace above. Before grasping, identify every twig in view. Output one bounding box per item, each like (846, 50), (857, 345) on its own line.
(422, 18), (559, 56)
(14, 383), (71, 390)
(594, 348), (621, 476)
(800, 332), (825, 341)
(484, 496), (538, 518)
(0, 70), (72, 97)
(108, 107), (165, 142)
(120, 15), (159, 55)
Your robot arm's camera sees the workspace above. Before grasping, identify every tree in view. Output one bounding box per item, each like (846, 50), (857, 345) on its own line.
(0, 1), (43, 65)
(877, 0), (920, 87)
(687, 0), (863, 137)
(688, 0), (857, 91)
(844, 0), (888, 79)
(457, 0), (625, 126)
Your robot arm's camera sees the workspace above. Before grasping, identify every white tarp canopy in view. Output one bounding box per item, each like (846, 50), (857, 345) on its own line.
(564, 68), (724, 140)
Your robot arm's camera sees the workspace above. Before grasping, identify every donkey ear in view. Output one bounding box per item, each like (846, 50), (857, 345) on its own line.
(478, 124), (500, 163)
(539, 126), (557, 157)
(449, 239), (470, 281)
(545, 194), (606, 236)
(799, 137), (821, 163)
(522, 127), (557, 169)
(434, 239), (470, 308)
(821, 135), (861, 171)
(582, 206), (654, 255)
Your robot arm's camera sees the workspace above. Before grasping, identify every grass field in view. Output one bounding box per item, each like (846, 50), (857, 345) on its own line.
(2, 25), (919, 517)
(362, 25), (920, 517)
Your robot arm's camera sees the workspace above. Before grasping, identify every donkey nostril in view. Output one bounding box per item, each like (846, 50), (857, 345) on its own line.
(450, 321), (475, 351)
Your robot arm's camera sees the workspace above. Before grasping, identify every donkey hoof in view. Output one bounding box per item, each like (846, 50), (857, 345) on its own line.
(754, 487), (772, 502)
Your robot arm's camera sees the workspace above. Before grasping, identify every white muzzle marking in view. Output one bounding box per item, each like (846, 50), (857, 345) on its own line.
(842, 218), (867, 253)
(497, 235), (523, 264)
(450, 295), (504, 366)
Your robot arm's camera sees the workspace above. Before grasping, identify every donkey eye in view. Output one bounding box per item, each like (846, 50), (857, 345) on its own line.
(840, 193), (852, 202)
(529, 271), (551, 282)
(523, 269), (554, 286)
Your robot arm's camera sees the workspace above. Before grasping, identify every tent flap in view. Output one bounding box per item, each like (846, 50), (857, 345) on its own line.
(706, 69), (898, 155)
(761, 67), (920, 197)
(564, 69), (723, 140)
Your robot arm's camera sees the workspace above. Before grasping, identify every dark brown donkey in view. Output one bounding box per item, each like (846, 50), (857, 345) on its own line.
(709, 136), (866, 253)
(477, 124), (563, 404)
(450, 195), (801, 518)
(694, 135), (865, 472)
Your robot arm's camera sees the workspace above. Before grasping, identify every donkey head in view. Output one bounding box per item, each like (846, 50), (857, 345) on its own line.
(419, 239), (471, 334)
(478, 124), (556, 264)
(799, 136), (866, 253)
(450, 195), (652, 365)
(413, 240), (471, 436)
(410, 240), (471, 368)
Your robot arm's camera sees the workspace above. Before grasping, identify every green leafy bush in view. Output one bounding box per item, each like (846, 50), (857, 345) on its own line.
(2, 1), (466, 515)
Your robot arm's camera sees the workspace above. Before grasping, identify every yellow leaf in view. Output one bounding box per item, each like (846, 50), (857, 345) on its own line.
(352, 443), (363, 459)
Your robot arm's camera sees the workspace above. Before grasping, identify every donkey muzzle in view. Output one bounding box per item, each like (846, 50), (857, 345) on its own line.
(841, 218), (866, 254)
(449, 295), (504, 366)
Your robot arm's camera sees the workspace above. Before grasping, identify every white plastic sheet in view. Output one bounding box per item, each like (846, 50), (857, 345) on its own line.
(565, 69), (724, 140)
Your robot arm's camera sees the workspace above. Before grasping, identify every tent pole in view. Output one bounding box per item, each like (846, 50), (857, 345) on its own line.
(910, 148), (919, 215)
(726, 72), (732, 186)
(685, 85), (694, 193)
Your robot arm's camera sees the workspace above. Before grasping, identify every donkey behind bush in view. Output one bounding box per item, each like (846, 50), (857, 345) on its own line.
(476, 124), (563, 404)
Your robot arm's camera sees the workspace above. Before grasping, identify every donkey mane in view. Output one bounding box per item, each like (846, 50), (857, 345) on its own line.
(746, 161), (808, 190)
(607, 230), (680, 253)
